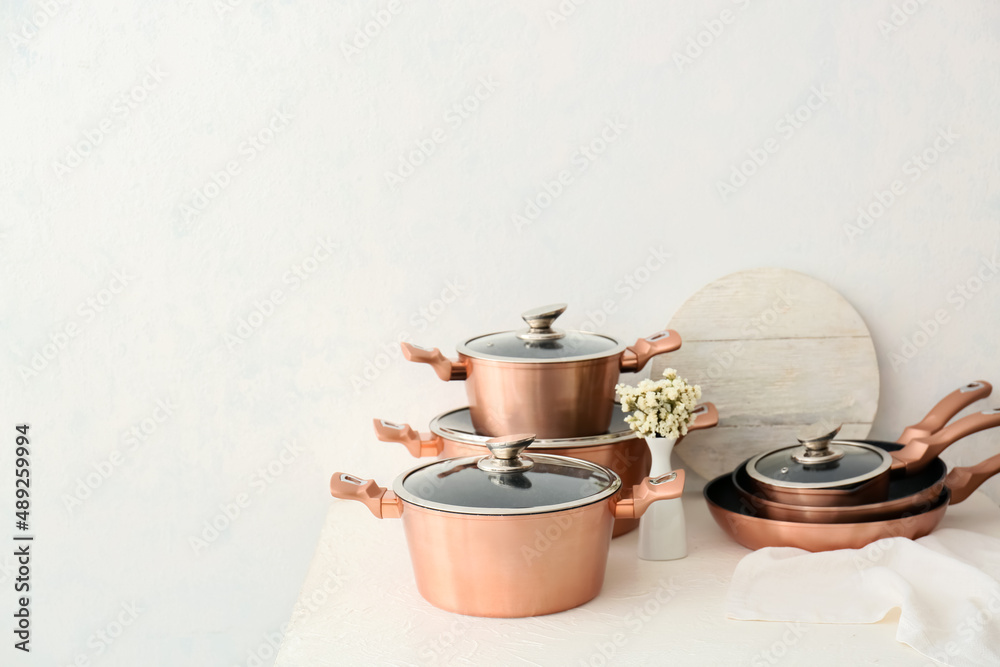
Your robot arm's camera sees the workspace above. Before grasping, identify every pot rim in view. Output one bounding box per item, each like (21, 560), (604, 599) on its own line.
(392, 452), (624, 516)
(745, 440), (892, 490)
(456, 330), (627, 364)
(430, 406), (638, 449)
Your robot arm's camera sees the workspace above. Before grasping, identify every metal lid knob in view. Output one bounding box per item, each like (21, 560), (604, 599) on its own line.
(478, 434), (536, 472)
(792, 422), (844, 464)
(517, 304), (567, 341)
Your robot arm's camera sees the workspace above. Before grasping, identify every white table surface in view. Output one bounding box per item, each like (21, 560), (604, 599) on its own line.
(275, 485), (1000, 667)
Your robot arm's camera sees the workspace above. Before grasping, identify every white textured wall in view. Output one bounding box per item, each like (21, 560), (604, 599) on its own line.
(2, 1), (999, 665)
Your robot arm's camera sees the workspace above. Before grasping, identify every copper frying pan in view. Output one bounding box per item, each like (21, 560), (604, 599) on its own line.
(735, 408), (1000, 517)
(743, 406), (1000, 507)
(705, 451), (1000, 551)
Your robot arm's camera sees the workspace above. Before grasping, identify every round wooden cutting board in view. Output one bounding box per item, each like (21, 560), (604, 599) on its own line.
(650, 267), (880, 481)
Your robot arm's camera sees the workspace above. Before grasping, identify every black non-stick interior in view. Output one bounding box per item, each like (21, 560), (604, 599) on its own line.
(704, 471), (951, 522)
(725, 440), (948, 518)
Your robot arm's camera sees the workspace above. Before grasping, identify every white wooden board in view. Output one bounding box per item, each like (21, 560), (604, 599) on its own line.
(651, 267), (880, 480)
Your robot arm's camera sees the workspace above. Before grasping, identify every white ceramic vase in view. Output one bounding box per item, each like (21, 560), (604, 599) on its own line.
(638, 436), (687, 561)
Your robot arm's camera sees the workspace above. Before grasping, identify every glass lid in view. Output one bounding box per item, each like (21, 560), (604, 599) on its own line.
(746, 424), (891, 488)
(457, 304), (624, 363)
(430, 403), (636, 448)
(394, 434), (621, 515)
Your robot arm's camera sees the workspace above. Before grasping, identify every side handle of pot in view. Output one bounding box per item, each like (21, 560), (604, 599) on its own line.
(330, 473), (403, 519)
(893, 409), (1000, 474)
(372, 418), (445, 458)
(615, 469), (686, 519)
(688, 402), (719, 432)
(620, 330), (682, 373)
(400, 343), (468, 381)
(945, 452), (1000, 505)
(896, 381), (992, 445)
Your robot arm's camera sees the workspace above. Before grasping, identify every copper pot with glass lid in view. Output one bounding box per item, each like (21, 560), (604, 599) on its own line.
(742, 408), (1000, 507)
(373, 402), (718, 536)
(330, 434), (686, 617)
(401, 304), (682, 438)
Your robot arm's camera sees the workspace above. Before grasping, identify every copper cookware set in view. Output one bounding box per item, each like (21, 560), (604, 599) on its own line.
(706, 381), (1000, 551)
(331, 304), (692, 617)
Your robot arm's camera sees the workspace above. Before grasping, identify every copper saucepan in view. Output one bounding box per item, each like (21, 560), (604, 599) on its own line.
(735, 409), (1000, 522)
(401, 303), (681, 438)
(742, 406), (1000, 508)
(705, 452), (1000, 551)
(330, 434), (686, 617)
(373, 402), (718, 537)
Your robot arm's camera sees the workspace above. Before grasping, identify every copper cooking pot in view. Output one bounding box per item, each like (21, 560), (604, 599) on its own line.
(742, 408), (1000, 507)
(373, 402), (718, 536)
(735, 408), (1000, 522)
(330, 434), (686, 617)
(401, 303), (681, 438)
(705, 451), (1000, 551)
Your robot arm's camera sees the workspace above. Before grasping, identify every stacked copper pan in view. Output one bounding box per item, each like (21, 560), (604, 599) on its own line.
(704, 381), (1000, 552)
(330, 303), (716, 617)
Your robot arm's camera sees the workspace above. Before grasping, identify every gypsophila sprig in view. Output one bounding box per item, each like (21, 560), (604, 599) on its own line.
(615, 368), (702, 439)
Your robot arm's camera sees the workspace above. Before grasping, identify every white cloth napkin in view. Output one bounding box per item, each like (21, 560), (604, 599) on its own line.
(726, 529), (1000, 667)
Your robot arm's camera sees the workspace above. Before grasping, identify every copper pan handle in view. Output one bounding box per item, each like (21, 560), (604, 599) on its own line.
(329, 473), (403, 519)
(400, 343), (467, 381)
(614, 469), (685, 519)
(687, 403), (719, 432)
(897, 381), (992, 445)
(620, 329), (682, 373)
(893, 409), (1000, 474)
(946, 452), (1000, 504)
(372, 418), (444, 458)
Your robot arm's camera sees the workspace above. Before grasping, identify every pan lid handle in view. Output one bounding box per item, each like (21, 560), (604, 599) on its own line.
(478, 434), (536, 472)
(792, 422), (844, 464)
(517, 304), (567, 341)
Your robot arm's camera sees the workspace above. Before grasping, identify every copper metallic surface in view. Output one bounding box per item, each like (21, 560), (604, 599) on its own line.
(373, 403), (717, 536)
(895, 381), (991, 445)
(746, 409), (1000, 507)
(400, 329), (681, 439)
(329, 470), (685, 617)
(736, 451), (1000, 523)
(705, 474), (950, 552)
(706, 449), (1000, 551)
